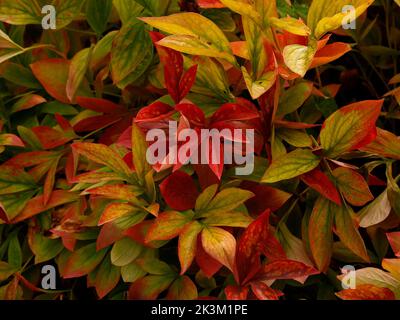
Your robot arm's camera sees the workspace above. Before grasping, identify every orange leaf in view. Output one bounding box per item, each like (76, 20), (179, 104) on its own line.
(337, 284), (395, 300)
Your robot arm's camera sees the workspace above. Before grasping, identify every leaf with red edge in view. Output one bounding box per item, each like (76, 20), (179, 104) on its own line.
(159, 171), (199, 211)
(301, 168), (341, 205)
(360, 128), (400, 160)
(30, 59), (90, 104)
(250, 281), (283, 300)
(97, 221), (125, 250)
(179, 221), (203, 274)
(254, 259), (319, 282)
(196, 235), (223, 278)
(85, 184), (143, 203)
(320, 100), (383, 158)
(31, 126), (75, 149)
(12, 190), (79, 223)
(225, 285), (249, 300)
(333, 167), (373, 206)
(387, 232), (400, 257)
(0, 134), (24, 147)
(336, 284), (395, 300)
(128, 274), (176, 300)
(309, 196), (334, 272)
(98, 203), (140, 226)
(63, 243), (107, 279)
(179, 65), (198, 101)
(10, 94), (46, 114)
(201, 227), (236, 272)
(94, 255), (120, 299)
(146, 211), (193, 242)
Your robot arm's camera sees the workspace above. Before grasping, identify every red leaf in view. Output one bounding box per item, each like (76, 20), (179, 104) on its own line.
(159, 171), (199, 211)
(175, 103), (205, 127)
(250, 281), (283, 300)
(241, 181), (291, 214)
(96, 221), (125, 250)
(301, 168), (341, 205)
(235, 210), (286, 285)
(76, 96), (127, 114)
(197, 0), (224, 8)
(195, 236), (222, 278)
(254, 259), (319, 282)
(211, 102), (260, 123)
(225, 285), (249, 300)
(179, 65), (198, 101)
(337, 284), (395, 300)
(387, 232), (400, 257)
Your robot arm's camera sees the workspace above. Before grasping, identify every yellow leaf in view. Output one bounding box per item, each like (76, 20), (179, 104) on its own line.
(201, 227), (236, 272)
(282, 42), (317, 77)
(307, 0), (375, 39)
(140, 13), (237, 67)
(270, 17), (311, 36)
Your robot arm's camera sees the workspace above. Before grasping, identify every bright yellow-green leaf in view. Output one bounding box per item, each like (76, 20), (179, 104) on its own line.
(140, 13), (237, 66)
(276, 128), (312, 148)
(261, 149), (320, 183)
(270, 17), (311, 36)
(307, 0), (375, 39)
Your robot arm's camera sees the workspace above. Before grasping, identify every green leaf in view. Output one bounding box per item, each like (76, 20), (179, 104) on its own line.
(309, 196), (334, 272)
(66, 47), (92, 102)
(167, 276), (198, 300)
(359, 190), (391, 228)
(195, 188), (254, 217)
(0, 0), (86, 29)
(132, 123), (152, 185)
(94, 254), (120, 299)
(0, 190), (36, 221)
(277, 82), (313, 117)
(72, 142), (135, 183)
(63, 243), (107, 278)
(111, 19), (153, 86)
(320, 100), (383, 158)
(111, 238), (143, 267)
(334, 204), (369, 262)
(262, 149), (320, 183)
(8, 234), (22, 268)
(178, 221), (203, 275)
(0, 166), (36, 196)
(0, 261), (18, 281)
(86, 0), (112, 35)
(113, 0), (144, 24)
(121, 262), (146, 283)
(140, 13), (237, 66)
(195, 184), (218, 212)
(276, 128), (312, 148)
(28, 232), (64, 264)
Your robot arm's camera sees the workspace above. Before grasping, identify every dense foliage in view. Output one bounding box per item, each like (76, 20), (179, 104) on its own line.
(0, 0), (400, 300)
